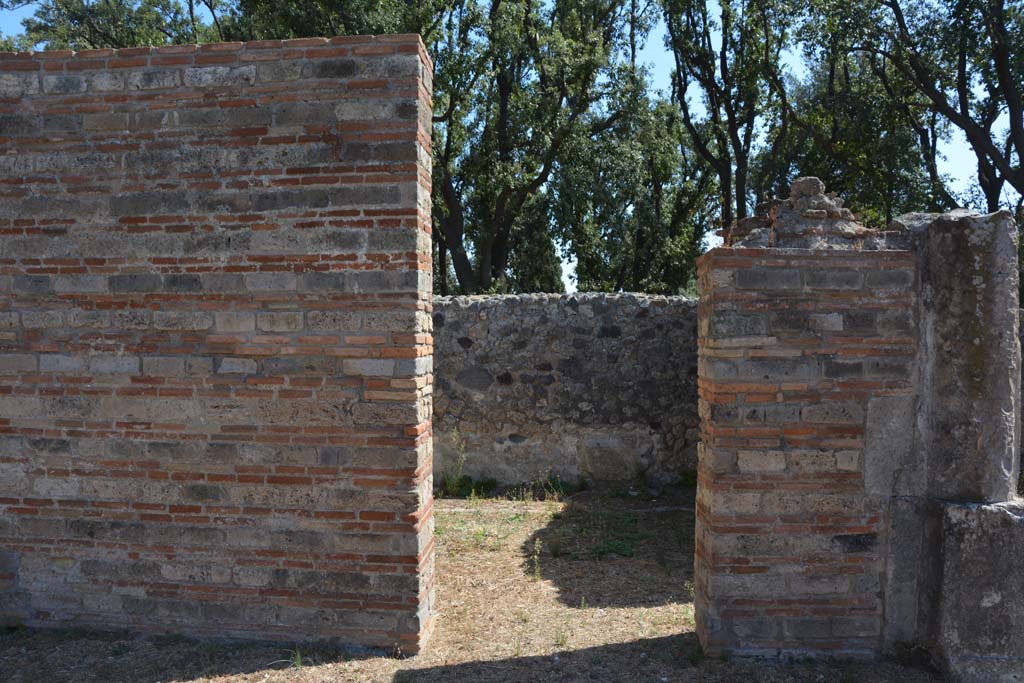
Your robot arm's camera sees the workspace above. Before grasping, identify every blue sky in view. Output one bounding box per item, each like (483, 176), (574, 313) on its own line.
(0, 4), (33, 38)
(0, 6), (997, 291)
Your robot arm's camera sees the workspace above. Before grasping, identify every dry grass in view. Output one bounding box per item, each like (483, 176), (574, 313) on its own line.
(0, 487), (940, 683)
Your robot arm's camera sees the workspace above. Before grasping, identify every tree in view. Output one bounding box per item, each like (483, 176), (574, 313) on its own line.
(223, 0), (451, 43)
(1, 0), (220, 48)
(550, 87), (714, 293)
(752, 49), (958, 226)
(822, 0), (1023, 212)
(662, 0), (789, 230)
(430, 0), (626, 293)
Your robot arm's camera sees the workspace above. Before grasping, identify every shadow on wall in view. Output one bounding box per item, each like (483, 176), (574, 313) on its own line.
(392, 634), (701, 683)
(517, 487), (697, 609)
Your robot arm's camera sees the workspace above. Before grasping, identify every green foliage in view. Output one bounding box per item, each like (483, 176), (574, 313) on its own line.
(5, 0), (221, 49)
(442, 473), (500, 499)
(662, 0), (792, 228)
(225, 0), (448, 41)
(550, 84), (714, 293)
(803, 0), (1024, 212)
(590, 537), (635, 558)
(431, 0), (638, 293)
(268, 645), (305, 670)
(751, 51), (955, 227)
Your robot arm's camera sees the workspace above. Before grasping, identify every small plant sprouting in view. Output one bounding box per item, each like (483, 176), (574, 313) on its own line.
(530, 537), (543, 580)
(269, 646), (305, 670)
(554, 626), (569, 648)
(441, 428), (468, 497)
(580, 596), (587, 609)
(438, 428), (498, 498)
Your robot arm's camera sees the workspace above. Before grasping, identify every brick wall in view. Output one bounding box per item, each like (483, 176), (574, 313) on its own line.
(433, 293), (698, 486)
(0, 36), (436, 652)
(695, 248), (917, 657)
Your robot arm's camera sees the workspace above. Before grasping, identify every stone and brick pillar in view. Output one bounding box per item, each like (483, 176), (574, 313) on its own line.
(695, 178), (918, 657)
(695, 178), (1024, 678)
(0, 36), (436, 653)
(695, 242), (917, 656)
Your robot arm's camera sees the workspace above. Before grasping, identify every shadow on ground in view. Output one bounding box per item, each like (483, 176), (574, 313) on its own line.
(519, 485), (697, 608)
(394, 633), (701, 683)
(392, 633), (940, 683)
(0, 627), (380, 683)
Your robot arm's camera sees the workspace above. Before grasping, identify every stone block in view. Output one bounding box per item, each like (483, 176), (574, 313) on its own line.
(866, 269), (913, 289)
(0, 354), (36, 373)
(735, 267), (800, 290)
(343, 359), (395, 377)
(257, 312), (303, 332)
(737, 450), (786, 473)
(88, 355), (140, 374)
(909, 210), (1020, 501)
(216, 357), (258, 375)
(183, 65), (256, 87)
(214, 312), (256, 332)
(803, 269), (863, 289)
(143, 356), (185, 376)
(864, 395), (919, 497)
(109, 274), (163, 293)
(0, 72), (40, 98)
(42, 74), (86, 94)
(127, 69), (181, 90)
(936, 502), (1024, 681)
(153, 311), (214, 330)
(801, 401), (864, 424)
(39, 354), (85, 373)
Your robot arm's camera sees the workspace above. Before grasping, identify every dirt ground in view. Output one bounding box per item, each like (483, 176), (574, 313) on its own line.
(0, 487), (940, 683)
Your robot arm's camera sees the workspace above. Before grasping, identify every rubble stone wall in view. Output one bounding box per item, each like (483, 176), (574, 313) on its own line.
(432, 294), (699, 486)
(0, 37), (436, 653)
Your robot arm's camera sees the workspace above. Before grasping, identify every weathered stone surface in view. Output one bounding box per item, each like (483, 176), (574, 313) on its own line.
(432, 293), (698, 485)
(905, 210), (1021, 502)
(864, 395), (920, 497)
(937, 502), (1024, 681)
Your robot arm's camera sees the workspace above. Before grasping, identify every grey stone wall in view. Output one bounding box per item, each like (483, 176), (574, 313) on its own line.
(432, 293), (698, 485)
